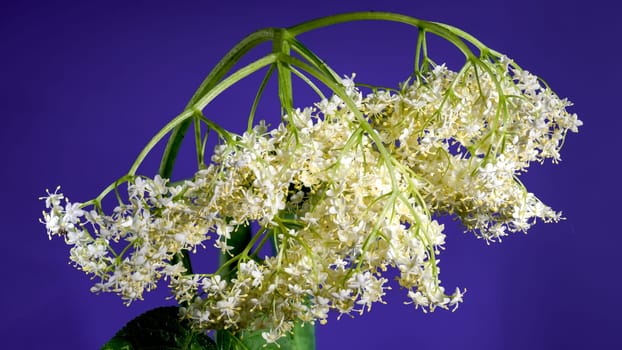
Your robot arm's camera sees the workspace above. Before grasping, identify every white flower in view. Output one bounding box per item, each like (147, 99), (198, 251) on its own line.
(449, 287), (466, 311)
(40, 186), (63, 208)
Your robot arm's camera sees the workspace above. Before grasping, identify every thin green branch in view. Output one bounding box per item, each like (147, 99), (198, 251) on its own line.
(290, 66), (326, 100)
(287, 12), (476, 60)
(273, 29), (295, 123)
(288, 38), (341, 83)
(193, 115), (204, 169)
(159, 28), (277, 179)
(248, 64), (276, 133)
(129, 109), (194, 176)
(192, 54), (279, 112)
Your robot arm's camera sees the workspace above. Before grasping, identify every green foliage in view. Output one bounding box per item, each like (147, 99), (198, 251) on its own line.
(101, 307), (216, 350)
(100, 306), (314, 350)
(216, 322), (315, 350)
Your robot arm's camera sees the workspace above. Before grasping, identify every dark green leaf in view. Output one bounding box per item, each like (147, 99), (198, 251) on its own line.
(101, 306), (216, 350)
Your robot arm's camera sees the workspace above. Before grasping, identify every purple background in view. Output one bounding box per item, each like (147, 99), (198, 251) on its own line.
(2, 0), (619, 349)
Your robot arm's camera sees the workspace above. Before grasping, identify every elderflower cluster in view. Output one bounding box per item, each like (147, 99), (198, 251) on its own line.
(376, 60), (582, 241)
(41, 58), (580, 343)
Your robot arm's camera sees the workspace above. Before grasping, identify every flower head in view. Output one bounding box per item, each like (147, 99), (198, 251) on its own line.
(42, 58), (579, 342)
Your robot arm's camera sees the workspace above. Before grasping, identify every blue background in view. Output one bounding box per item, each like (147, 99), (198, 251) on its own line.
(2, 0), (620, 348)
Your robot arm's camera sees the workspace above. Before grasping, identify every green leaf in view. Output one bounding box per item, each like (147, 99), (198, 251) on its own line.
(216, 321), (315, 350)
(101, 306), (216, 350)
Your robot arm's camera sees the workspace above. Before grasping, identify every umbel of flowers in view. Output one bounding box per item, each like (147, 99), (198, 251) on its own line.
(40, 12), (581, 345)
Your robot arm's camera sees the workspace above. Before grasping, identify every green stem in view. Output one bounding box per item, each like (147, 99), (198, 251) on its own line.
(288, 38), (341, 86)
(290, 66), (326, 100)
(159, 28), (276, 179)
(192, 54), (279, 112)
(273, 29), (295, 123)
(193, 114), (204, 169)
(248, 64), (276, 133)
(127, 54), (278, 178)
(414, 29), (425, 76)
(129, 109), (194, 176)
(287, 12), (477, 60)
